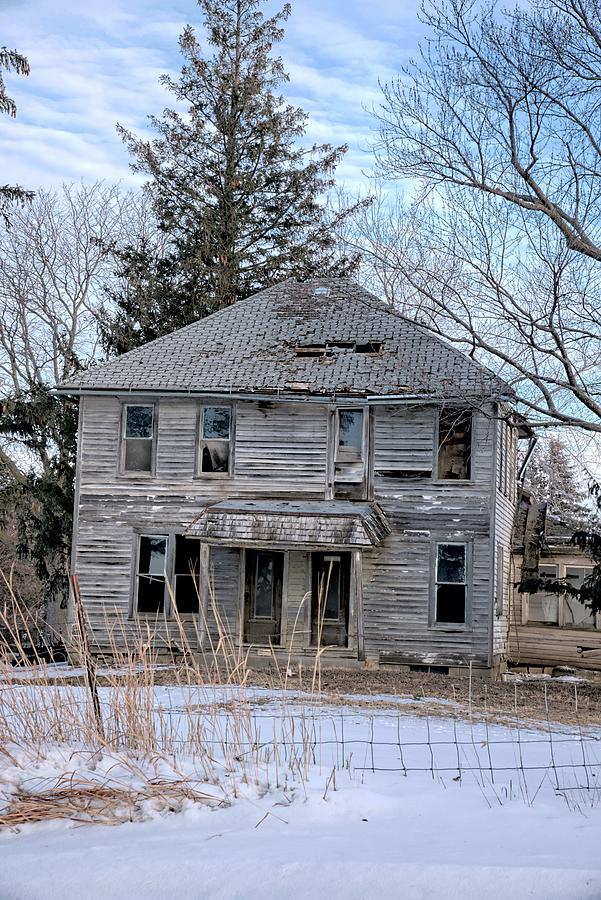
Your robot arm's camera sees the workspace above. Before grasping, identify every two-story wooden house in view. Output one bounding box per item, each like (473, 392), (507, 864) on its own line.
(57, 278), (520, 675)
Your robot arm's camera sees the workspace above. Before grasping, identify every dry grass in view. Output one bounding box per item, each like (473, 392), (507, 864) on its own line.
(0, 568), (330, 828)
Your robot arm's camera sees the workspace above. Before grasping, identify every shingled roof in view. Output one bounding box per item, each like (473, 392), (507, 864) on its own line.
(58, 278), (511, 400)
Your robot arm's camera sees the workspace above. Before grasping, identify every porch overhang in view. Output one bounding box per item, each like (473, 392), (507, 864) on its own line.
(186, 500), (391, 548)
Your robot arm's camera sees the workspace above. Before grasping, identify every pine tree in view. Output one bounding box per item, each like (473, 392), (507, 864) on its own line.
(103, 0), (363, 353)
(525, 437), (590, 530)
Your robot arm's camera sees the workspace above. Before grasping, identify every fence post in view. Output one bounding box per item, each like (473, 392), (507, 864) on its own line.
(71, 574), (105, 741)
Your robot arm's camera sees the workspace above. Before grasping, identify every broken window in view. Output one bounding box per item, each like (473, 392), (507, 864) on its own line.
(437, 408), (472, 480)
(199, 406), (232, 474)
(435, 543), (467, 625)
(123, 404), (154, 473)
(311, 553), (350, 646)
(174, 536), (201, 615)
(136, 535), (167, 614)
(243, 551), (284, 645)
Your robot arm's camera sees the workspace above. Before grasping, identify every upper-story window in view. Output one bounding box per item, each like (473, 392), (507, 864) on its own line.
(198, 406), (232, 475)
(337, 409), (364, 460)
(122, 404), (155, 474)
(437, 408), (472, 480)
(497, 419), (515, 499)
(334, 408), (368, 500)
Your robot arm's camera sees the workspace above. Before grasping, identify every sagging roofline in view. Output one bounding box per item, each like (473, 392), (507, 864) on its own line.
(52, 385), (515, 405)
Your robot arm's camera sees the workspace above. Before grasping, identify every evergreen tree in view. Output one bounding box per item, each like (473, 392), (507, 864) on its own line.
(525, 437), (590, 531)
(0, 46), (33, 224)
(103, 0), (363, 353)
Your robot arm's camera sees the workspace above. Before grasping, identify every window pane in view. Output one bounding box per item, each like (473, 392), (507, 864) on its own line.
(139, 536), (167, 576)
(137, 575), (165, 614)
(125, 438), (152, 472)
(438, 409), (471, 480)
(338, 409), (363, 451)
(126, 405), (153, 438)
(175, 536), (200, 575)
(528, 593), (559, 624)
(201, 441), (230, 473)
(203, 407), (230, 440)
(437, 544), (466, 583)
(254, 554), (274, 618)
(529, 564), (559, 624)
(175, 575), (200, 614)
(564, 567), (595, 628)
(436, 584), (466, 624)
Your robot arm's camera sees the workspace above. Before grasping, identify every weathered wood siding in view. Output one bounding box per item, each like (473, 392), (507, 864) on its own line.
(362, 407), (496, 667)
(206, 547), (240, 645)
(283, 551), (310, 650)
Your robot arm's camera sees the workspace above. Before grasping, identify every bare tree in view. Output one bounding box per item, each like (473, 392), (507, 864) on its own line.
(0, 182), (139, 605)
(377, 0), (601, 261)
(370, 0), (601, 433)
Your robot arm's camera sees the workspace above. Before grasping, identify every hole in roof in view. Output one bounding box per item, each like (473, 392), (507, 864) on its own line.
(313, 286), (331, 297)
(294, 341), (383, 358)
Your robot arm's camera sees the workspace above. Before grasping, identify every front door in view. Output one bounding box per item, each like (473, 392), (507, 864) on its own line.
(311, 553), (350, 647)
(243, 550), (284, 646)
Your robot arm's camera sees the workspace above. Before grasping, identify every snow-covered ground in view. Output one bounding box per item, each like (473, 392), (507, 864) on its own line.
(1, 684), (601, 900)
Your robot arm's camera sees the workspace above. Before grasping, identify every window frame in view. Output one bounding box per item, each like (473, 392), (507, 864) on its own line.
(173, 534), (203, 617)
(434, 407), (473, 482)
(526, 562), (598, 630)
(196, 403), (234, 478)
(430, 540), (472, 630)
(335, 407), (367, 463)
(132, 532), (170, 617)
(119, 401), (158, 477)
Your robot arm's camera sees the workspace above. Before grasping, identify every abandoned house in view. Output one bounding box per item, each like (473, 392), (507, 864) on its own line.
(57, 278), (524, 675)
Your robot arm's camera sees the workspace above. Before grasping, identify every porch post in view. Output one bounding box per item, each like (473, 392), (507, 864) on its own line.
(353, 549), (365, 661)
(198, 542), (210, 650)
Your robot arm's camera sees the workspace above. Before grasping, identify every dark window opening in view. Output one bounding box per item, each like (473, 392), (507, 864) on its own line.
(294, 341), (383, 358)
(435, 543), (467, 625)
(437, 409), (472, 480)
(199, 406), (231, 474)
(174, 536), (201, 614)
(311, 553), (350, 647)
(243, 551), (284, 645)
(136, 535), (167, 614)
(123, 405), (154, 473)
(355, 341), (382, 354)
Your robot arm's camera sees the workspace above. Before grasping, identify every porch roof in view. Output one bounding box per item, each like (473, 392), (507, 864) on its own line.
(186, 499), (391, 548)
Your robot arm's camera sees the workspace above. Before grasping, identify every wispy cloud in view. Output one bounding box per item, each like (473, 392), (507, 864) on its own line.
(1, 0), (424, 193)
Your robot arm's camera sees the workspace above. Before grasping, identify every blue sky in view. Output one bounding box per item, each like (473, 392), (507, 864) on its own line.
(1, 0), (424, 194)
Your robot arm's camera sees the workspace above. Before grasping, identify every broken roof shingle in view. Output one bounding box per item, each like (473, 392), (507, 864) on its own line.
(57, 278), (511, 401)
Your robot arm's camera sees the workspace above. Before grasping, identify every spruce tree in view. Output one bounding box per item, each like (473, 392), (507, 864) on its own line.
(526, 437), (590, 531)
(104, 0), (362, 353)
